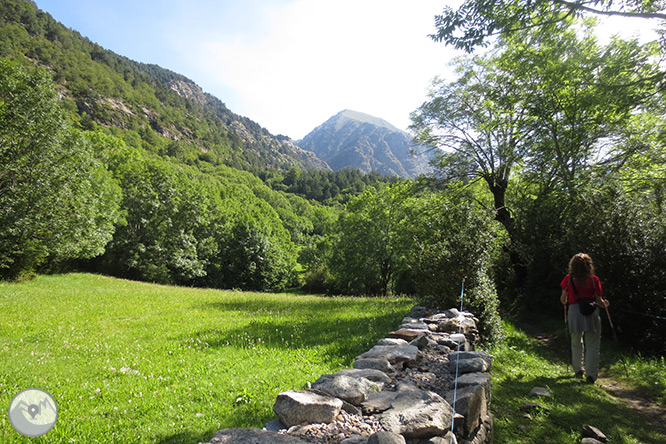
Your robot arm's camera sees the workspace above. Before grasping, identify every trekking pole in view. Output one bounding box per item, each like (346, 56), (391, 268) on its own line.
(564, 303), (570, 373)
(604, 305), (629, 377)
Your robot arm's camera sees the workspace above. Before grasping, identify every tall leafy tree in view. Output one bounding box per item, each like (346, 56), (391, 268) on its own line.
(412, 22), (661, 286)
(404, 182), (503, 342)
(504, 25), (662, 195)
(328, 181), (504, 342)
(330, 182), (414, 296)
(410, 53), (534, 239)
(0, 59), (120, 279)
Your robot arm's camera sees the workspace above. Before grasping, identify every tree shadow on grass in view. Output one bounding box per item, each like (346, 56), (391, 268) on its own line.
(493, 372), (666, 444)
(183, 309), (403, 363)
(200, 296), (410, 321)
(501, 324), (566, 367)
(189, 297), (410, 362)
(491, 322), (666, 444)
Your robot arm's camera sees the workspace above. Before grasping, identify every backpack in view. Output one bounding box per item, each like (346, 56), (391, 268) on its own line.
(570, 276), (597, 316)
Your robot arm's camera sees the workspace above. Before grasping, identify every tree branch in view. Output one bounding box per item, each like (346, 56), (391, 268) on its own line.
(553, 0), (666, 19)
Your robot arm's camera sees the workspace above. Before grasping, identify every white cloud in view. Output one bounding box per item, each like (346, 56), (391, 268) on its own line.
(198, 0), (457, 138)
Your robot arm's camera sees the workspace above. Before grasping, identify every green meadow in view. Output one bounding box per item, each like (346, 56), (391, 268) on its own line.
(2, 274), (664, 443)
(0, 273), (412, 443)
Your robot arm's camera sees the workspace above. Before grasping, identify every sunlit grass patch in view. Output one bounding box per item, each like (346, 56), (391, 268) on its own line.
(0, 273), (413, 443)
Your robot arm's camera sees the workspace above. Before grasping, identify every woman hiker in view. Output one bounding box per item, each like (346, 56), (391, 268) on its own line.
(560, 253), (610, 384)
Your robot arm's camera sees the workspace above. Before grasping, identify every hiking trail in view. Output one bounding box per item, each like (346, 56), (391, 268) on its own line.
(517, 319), (666, 435)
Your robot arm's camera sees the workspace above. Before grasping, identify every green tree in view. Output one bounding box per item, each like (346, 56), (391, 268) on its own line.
(199, 183), (298, 291)
(410, 52), (533, 239)
(505, 25), (662, 195)
(99, 157), (218, 285)
(405, 182), (504, 342)
(0, 59), (120, 279)
(431, 0), (666, 52)
(412, 24), (661, 286)
(501, 25), (663, 295)
(330, 183), (413, 296)
(329, 181), (504, 342)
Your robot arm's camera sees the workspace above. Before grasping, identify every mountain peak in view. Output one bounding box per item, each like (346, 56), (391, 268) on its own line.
(332, 110), (403, 133)
(297, 111), (431, 178)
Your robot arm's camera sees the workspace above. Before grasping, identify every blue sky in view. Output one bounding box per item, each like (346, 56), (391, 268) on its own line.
(34, 0), (458, 139)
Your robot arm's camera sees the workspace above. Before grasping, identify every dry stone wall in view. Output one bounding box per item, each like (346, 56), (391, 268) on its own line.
(202, 306), (493, 444)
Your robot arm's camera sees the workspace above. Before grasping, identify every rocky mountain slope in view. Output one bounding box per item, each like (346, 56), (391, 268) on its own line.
(0, 0), (329, 172)
(297, 110), (432, 178)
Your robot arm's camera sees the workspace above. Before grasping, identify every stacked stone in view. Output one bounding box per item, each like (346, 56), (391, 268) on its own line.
(202, 306), (493, 444)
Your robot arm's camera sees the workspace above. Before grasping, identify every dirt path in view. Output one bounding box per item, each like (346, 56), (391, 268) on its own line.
(518, 319), (666, 435)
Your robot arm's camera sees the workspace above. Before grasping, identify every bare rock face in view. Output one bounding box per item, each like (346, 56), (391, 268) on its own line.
(273, 390), (343, 427)
(296, 110), (432, 178)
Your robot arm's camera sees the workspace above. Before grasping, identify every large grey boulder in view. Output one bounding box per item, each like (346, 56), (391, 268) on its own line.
(361, 390), (400, 414)
(337, 368), (393, 384)
(379, 386), (453, 438)
(451, 357), (490, 374)
(377, 338), (408, 346)
(455, 372), (492, 400)
(397, 321), (430, 331)
(273, 390), (343, 427)
(368, 430), (406, 444)
(205, 428), (309, 444)
(456, 372), (492, 389)
(448, 351), (492, 374)
(407, 305), (430, 318)
(410, 334), (437, 350)
(311, 373), (383, 405)
(445, 384), (488, 435)
(449, 351), (492, 368)
(353, 357), (394, 373)
(357, 344), (419, 367)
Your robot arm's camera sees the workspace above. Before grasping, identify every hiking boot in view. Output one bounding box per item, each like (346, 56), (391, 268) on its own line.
(574, 371), (584, 379)
(585, 375), (596, 384)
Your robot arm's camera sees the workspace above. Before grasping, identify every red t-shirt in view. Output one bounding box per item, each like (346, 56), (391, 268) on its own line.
(560, 274), (603, 305)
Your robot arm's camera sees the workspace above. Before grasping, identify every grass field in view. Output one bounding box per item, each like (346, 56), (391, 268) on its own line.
(3, 274), (664, 444)
(484, 321), (666, 444)
(0, 273), (413, 443)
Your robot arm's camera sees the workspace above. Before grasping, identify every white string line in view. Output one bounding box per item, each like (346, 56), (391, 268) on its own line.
(449, 278), (465, 443)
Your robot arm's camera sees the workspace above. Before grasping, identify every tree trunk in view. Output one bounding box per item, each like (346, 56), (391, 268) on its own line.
(486, 178), (527, 287)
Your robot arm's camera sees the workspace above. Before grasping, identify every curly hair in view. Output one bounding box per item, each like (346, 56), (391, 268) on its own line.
(568, 253), (595, 282)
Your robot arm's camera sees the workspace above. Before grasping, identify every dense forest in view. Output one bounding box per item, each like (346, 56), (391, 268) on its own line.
(1, 0), (665, 354)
